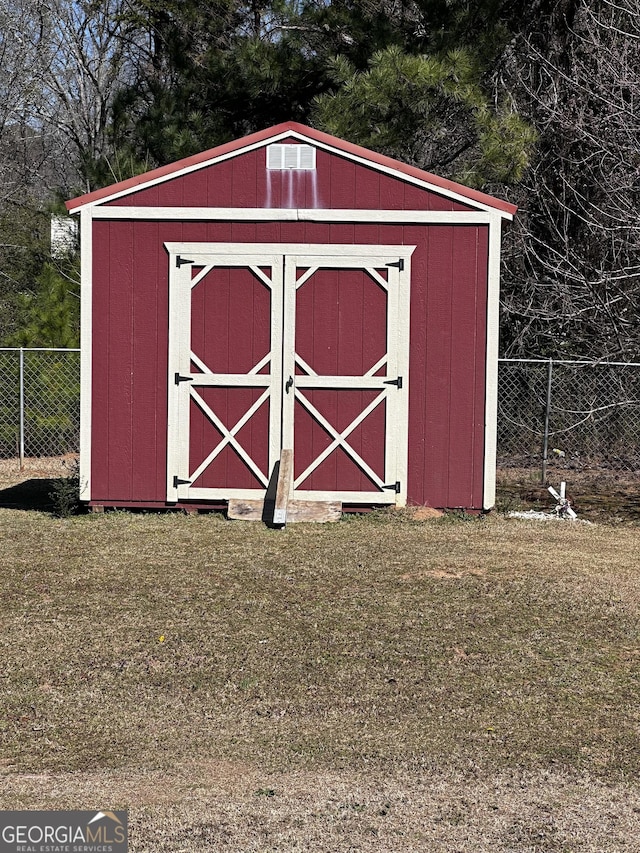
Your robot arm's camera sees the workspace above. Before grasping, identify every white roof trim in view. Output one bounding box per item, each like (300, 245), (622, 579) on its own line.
(302, 132), (509, 217)
(67, 131), (292, 214)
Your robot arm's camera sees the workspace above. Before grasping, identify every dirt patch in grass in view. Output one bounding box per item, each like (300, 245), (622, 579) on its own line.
(0, 455), (76, 483)
(1, 506), (640, 850)
(2, 763), (639, 852)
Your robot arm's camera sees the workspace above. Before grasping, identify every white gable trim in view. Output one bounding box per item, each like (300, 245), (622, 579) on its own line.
(91, 206), (500, 225)
(302, 132), (513, 218)
(68, 128), (513, 219)
(66, 130), (298, 214)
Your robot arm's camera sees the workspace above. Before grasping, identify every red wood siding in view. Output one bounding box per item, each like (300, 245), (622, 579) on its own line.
(410, 224), (489, 508)
(189, 265), (272, 491)
(293, 266), (388, 493)
(91, 219), (488, 509)
(92, 220), (176, 503)
(108, 141), (474, 212)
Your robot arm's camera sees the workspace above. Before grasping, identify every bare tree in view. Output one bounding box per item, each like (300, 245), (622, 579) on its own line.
(0, 0), (140, 188)
(499, 0), (640, 360)
(0, 0), (143, 342)
(0, 0), (58, 316)
(0, 0), (52, 202)
(41, 0), (141, 187)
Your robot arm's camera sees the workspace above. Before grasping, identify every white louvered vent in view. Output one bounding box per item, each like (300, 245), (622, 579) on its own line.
(267, 143), (316, 170)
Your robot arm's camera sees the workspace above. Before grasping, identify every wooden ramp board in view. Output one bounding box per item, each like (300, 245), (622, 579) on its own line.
(273, 448), (293, 525)
(228, 498), (342, 523)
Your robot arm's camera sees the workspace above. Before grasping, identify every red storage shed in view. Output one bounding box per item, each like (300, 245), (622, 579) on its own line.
(66, 122), (516, 514)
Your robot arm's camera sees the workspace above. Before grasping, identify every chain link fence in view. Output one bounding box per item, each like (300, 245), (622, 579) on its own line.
(1, 350), (639, 481)
(0, 348), (80, 464)
(498, 358), (640, 480)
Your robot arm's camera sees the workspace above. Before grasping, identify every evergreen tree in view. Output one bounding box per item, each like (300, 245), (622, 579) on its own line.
(107, 0), (535, 185)
(111, 0), (336, 165)
(0, 202), (52, 344)
(312, 44), (534, 187)
(8, 261), (80, 349)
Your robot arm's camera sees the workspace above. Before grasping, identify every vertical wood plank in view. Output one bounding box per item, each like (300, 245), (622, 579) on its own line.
(379, 173), (406, 210)
(328, 224), (356, 247)
(314, 149), (333, 210)
(230, 221), (258, 243)
(106, 220), (135, 500)
(131, 220), (160, 500)
(90, 221), (111, 499)
(303, 222), (331, 245)
(206, 221), (233, 243)
(255, 221), (282, 244)
(208, 159), (234, 207)
(404, 181), (437, 211)
(329, 156), (357, 209)
(159, 176), (184, 206)
(355, 165), (381, 211)
(231, 148), (259, 207)
(446, 226), (479, 507)
(403, 225), (428, 506)
(180, 170), (210, 207)
(423, 225), (453, 506)
(279, 221), (302, 244)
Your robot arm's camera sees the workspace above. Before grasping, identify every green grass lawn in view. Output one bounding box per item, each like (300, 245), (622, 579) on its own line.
(1, 507), (639, 851)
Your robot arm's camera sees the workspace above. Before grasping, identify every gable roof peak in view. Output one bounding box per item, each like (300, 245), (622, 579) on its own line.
(66, 121), (516, 218)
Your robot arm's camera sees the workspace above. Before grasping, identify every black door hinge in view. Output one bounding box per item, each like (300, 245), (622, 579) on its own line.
(386, 258), (404, 271)
(384, 376), (403, 389)
(176, 255), (194, 268)
(175, 373), (194, 385)
(384, 481), (401, 493)
(173, 476), (191, 489)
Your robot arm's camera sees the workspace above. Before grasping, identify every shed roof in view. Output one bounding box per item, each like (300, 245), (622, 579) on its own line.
(66, 122), (517, 218)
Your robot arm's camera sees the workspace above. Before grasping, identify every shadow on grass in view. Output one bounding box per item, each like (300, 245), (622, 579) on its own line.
(0, 478), (59, 511)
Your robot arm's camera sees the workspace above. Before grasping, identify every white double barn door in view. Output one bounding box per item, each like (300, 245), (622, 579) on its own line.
(166, 242), (412, 505)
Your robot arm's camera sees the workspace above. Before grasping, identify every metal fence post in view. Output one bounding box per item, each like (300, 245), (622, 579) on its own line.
(19, 347), (25, 470)
(541, 358), (553, 484)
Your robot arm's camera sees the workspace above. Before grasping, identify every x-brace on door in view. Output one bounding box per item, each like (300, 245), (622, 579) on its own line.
(166, 243), (413, 506)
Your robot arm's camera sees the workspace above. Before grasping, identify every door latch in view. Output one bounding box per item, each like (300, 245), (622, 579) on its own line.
(285, 376), (294, 394)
